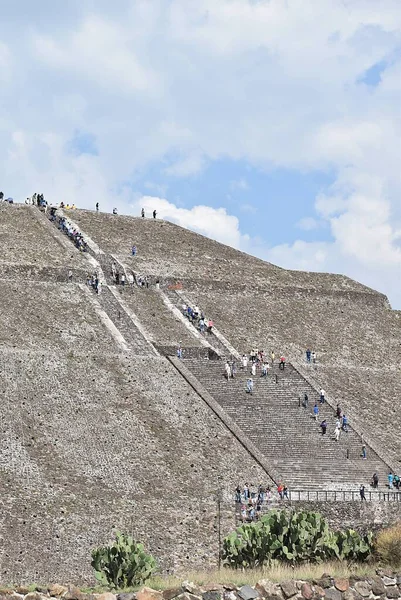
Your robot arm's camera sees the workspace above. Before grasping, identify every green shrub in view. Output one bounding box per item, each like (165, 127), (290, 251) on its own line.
(222, 510), (373, 568)
(375, 523), (401, 567)
(91, 531), (156, 588)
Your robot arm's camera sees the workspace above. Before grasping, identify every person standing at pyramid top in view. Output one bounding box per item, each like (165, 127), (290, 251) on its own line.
(141, 207), (145, 218)
(153, 209), (157, 219)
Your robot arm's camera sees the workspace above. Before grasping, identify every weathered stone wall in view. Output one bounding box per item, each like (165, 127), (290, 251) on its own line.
(284, 501), (401, 533)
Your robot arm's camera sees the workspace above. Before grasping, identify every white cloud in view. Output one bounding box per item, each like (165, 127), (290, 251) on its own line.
(0, 0), (400, 305)
(230, 178), (249, 191)
(297, 217), (319, 231)
(132, 195), (246, 248)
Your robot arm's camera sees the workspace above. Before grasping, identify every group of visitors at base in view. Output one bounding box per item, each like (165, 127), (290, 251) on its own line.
(182, 303), (214, 335)
(235, 482), (289, 521)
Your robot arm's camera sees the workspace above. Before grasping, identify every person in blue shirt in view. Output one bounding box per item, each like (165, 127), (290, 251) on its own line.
(388, 472), (394, 489)
(313, 403), (319, 421)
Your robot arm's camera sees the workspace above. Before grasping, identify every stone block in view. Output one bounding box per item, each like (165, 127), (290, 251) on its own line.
(368, 577), (385, 596)
(117, 594), (136, 600)
(315, 581), (332, 591)
(65, 588), (86, 600)
(203, 592), (222, 600)
(280, 582), (297, 600)
(300, 583), (313, 600)
(255, 582), (282, 599)
(324, 589), (342, 600)
(385, 588), (400, 599)
(97, 594), (116, 600)
(353, 583), (371, 598)
(238, 588), (259, 600)
(49, 585), (68, 598)
(334, 580), (349, 593)
(162, 590), (183, 600)
(182, 584), (202, 597)
(313, 587), (325, 599)
(383, 580), (397, 588)
(25, 594), (45, 600)
(136, 589), (163, 600)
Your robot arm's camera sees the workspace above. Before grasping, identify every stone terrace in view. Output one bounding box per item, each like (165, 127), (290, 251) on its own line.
(71, 210), (377, 293)
(0, 203), (87, 278)
(0, 280), (118, 354)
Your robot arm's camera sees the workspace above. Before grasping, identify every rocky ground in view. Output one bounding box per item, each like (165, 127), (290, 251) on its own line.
(1, 571), (401, 600)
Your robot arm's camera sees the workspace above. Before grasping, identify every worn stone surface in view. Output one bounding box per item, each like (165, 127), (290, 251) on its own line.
(334, 581), (349, 593)
(202, 593), (222, 600)
(300, 584), (313, 600)
(324, 590), (342, 600)
(48, 586), (68, 598)
(136, 589), (163, 600)
(162, 590), (182, 600)
(255, 582), (282, 599)
(368, 578), (385, 596)
(238, 587), (259, 600)
(280, 582), (297, 600)
(117, 594), (136, 600)
(353, 583), (371, 598)
(385, 588), (400, 599)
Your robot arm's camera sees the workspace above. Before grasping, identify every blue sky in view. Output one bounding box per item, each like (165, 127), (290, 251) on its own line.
(0, 0), (400, 305)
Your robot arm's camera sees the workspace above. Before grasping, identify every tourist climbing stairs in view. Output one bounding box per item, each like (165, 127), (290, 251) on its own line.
(182, 358), (390, 490)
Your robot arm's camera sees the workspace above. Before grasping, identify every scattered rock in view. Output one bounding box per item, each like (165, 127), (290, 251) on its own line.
(280, 582), (297, 600)
(238, 587), (259, 600)
(117, 594), (136, 600)
(182, 584), (202, 597)
(136, 589), (163, 600)
(15, 589), (30, 596)
(313, 586), (325, 599)
(24, 594), (44, 600)
(65, 588), (85, 600)
(353, 582), (371, 598)
(383, 579), (397, 588)
(162, 590), (182, 600)
(203, 592), (222, 600)
(334, 580), (349, 593)
(202, 587), (225, 594)
(175, 594), (202, 600)
(385, 588), (400, 599)
(301, 583), (313, 600)
(368, 577), (385, 596)
(223, 592), (237, 600)
(255, 581), (282, 599)
(324, 589), (342, 600)
(96, 594), (116, 600)
(342, 591), (363, 600)
(315, 581), (332, 591)
(49, 586), (68, 598)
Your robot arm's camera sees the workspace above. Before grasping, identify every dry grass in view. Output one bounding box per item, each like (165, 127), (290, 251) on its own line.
(147, 561), (377, 590)
(375, 523), (401, 568)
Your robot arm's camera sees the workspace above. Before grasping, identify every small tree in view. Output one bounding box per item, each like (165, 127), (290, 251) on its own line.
(91, 531), (156, 588)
